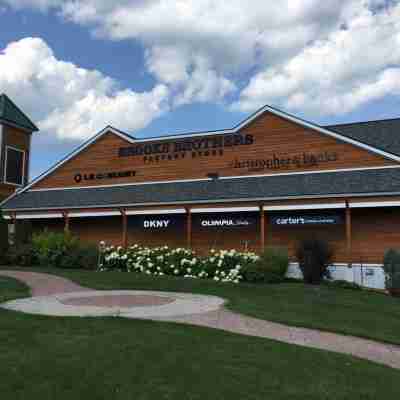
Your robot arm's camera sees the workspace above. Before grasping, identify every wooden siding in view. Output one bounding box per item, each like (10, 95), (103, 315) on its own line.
(0, 187), (14, 200)
(351, 207), (400, 264)
(268, 214), (347, 263)
(29, 205), (400, 264)
(33, 112), (395, 189)
(0, 124), (31, 193)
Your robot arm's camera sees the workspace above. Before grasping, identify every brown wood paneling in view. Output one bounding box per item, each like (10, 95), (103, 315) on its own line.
(70, 216), (122, 246)
(0, 187), (14, 199)
(351, 207), (400, 264)
(1, 124), (31, 190)
(27, 203), (400, 264)
(31, 219), (65, 235)
(268, 216), (348, 263)
(33, 112), (395, 189)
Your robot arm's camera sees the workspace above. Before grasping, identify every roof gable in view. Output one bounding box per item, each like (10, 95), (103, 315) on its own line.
(0, 94), (38, 132)
(4, 104), (400, 201)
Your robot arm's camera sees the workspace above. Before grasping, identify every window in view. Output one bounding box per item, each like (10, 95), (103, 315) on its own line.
(4, 146), (25, 186)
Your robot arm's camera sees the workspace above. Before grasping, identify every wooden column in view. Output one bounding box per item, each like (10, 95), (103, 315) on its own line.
(11, 212), (17, 247)
(345, 200), (352, 266)
(121, 209), (128, 248)
(186, 207), (192, 249)
(260, 205), (265, 251)
(63, 211), (70, 233)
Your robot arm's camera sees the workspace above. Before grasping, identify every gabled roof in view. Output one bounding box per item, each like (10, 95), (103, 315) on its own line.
(326, 118), (400, 158)
(0, 93), (39, 132)
(3, 166), (400, 211)
(2, 102), (400, 212)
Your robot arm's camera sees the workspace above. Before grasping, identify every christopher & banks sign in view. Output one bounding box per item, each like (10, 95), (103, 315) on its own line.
(231, 151), (338, 172)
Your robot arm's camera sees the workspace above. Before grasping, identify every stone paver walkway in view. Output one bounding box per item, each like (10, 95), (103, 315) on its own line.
(2, 270), (400, 369)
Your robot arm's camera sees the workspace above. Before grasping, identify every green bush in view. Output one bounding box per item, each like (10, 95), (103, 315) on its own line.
(242, 247), (289, 283)
(383, 249), (400, 290)
(4, 243), (36, 267)
(32, 230), (98, 269)
(0, 211), (9, 264)
(296, 239), (333, 284)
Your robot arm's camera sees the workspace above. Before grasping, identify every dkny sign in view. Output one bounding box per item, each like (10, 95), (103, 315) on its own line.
(129, 215), (185, 230)
(143, 219), (170, 229)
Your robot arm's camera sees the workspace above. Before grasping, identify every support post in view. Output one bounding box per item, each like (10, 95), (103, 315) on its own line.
(10, 212), (17, 247)
(63, 211), (70, 233)
(260, 205), (265, 252)
(186, 207), (192, 249)
(345, 200), (352, 266)
(121, 209), (128, 248)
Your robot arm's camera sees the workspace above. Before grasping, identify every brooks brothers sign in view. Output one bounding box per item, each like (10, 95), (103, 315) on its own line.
(118, 133), (254, 163)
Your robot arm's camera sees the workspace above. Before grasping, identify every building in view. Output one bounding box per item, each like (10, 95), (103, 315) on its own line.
(2, 94), (400, 287)
(0, 94), (38, 201)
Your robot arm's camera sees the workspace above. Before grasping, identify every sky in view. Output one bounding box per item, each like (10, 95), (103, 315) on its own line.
(0, 0), (400, 179)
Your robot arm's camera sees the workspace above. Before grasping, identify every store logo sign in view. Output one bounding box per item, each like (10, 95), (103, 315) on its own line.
(231, 151), (338, 172)
(74, 170), (136, 183)
(271, 215), (342, 226)
(201, 219), (251, 227)
(143, 220), (170, 229)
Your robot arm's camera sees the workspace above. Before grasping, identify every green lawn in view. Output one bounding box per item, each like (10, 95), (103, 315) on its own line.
(30, 268), (400, 345)
(1, 276), (400, 399)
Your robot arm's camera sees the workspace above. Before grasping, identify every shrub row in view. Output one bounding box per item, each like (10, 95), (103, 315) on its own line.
(100, 244), (289, 284)
(2, 231), (98, 269)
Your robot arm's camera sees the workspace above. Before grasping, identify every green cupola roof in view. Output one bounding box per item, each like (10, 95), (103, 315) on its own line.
(0, 93), (38, 132)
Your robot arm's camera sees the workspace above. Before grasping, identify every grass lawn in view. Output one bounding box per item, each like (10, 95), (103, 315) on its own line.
(24, 267), (400, 345)
(1, 276), (400, 399)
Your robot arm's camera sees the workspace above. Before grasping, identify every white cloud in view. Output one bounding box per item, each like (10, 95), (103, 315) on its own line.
(234, 2), (400, 115)
(46, 0), (364, 107)
(1, 0), (400, 117)
(0, 37), (169, 140)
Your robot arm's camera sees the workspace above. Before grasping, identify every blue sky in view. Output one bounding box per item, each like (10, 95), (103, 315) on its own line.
(0, 1), (399, 179)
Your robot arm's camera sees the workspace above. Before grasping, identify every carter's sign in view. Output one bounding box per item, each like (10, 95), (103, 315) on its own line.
(271, 215), (342, 226)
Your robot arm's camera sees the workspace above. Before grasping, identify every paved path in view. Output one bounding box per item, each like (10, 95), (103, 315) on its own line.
(2, 270), (400, 370)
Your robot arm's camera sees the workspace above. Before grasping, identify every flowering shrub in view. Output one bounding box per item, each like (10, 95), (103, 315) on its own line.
(100, 244), (260, 284)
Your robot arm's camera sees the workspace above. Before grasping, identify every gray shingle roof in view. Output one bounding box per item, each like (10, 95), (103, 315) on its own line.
(3, 167), (400, 211)
(325, 118), (400, 157)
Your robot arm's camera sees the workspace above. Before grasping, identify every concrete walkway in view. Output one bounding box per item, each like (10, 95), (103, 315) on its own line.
(2, 269), (400, 370)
